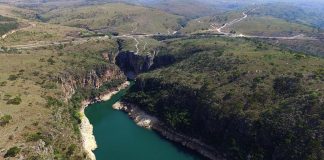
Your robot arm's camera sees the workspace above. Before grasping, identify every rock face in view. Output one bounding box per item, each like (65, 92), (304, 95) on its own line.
(115, 51), (176, 79)
(112, 102), (157, 129)
(115, 51), (154, 79)
(152, 124), (224, 160)
(58, 64), (125, 100)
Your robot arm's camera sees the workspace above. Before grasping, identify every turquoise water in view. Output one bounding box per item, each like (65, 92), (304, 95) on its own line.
(85, 86), (202, 160)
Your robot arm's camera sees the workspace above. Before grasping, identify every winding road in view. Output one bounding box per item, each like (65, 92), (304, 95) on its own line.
(213, 12), (248, 34)
(132, 36), (140, 54)
(209, 9), (316, 40)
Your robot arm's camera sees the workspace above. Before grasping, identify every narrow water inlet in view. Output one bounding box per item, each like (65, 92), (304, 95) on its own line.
(84, 83), (202, 160)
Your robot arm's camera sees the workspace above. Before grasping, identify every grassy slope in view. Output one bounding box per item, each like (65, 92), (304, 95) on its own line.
(0, 26), (123, 159)
(180, 9), (318, 37)
(0, 4), (82, 47)
(0, 4), (36, 19)
(41, 3), (184, 34)
(229, 16), (316, 37)
(180, 12), (243, 34)
(124, 36), (324, 159)
(143, 0), (219, 18)
(0, 22), (82, 46)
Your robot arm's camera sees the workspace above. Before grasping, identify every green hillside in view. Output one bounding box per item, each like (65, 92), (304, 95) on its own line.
(123, 36), (324, 159)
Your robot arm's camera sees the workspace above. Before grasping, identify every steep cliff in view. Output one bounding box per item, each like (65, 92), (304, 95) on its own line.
(115, 51), (176, 79)
(58, 64), (126, 100)
(115, 51), (154, 79)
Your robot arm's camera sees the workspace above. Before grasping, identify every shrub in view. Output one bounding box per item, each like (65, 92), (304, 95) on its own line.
(3, 94), (12, 101)
(8, 75), (18, 81)
(0, 81), (7, 86)
(7, 96), (22, 105)
(0, 115), (12, 126)
(26, 132), (52, 146)
(32, 71), (40, 76)
(66, 144), (77, 157)
(47, 58), (55, 65)
(4, 147), (21, 158)
(45, 96), (63, 107)
(27, 132), (41, 141)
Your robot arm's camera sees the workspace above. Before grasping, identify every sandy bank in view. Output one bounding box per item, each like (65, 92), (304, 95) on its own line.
(80, 100), (97, 160)
(80, 81), (130, 160)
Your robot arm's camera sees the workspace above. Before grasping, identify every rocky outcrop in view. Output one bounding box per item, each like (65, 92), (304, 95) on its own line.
(115, 51), (176, 79)
(152, 124), (224, 160)
(113, 102), (158, 129)
(58, 64), (125, 100)
(114, 102), (224, 160)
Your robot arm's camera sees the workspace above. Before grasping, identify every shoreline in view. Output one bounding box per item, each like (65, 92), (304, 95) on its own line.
(80, 81), (130, 160)
(112, 102), (225, 160)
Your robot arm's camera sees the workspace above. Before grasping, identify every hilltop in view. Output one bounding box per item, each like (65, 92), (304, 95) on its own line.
(39, 3), (184, 35)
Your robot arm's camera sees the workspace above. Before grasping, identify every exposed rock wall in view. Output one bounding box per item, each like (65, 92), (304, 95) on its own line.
(58, 64), (125, 100)
(115, 51), (154, 79)
(115, 51), (176, 79)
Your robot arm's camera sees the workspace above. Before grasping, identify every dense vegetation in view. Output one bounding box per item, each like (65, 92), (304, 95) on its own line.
(124, 37), (324, 159)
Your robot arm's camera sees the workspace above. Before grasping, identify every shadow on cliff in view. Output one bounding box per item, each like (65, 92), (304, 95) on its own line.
(115, 51), (176, 79)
